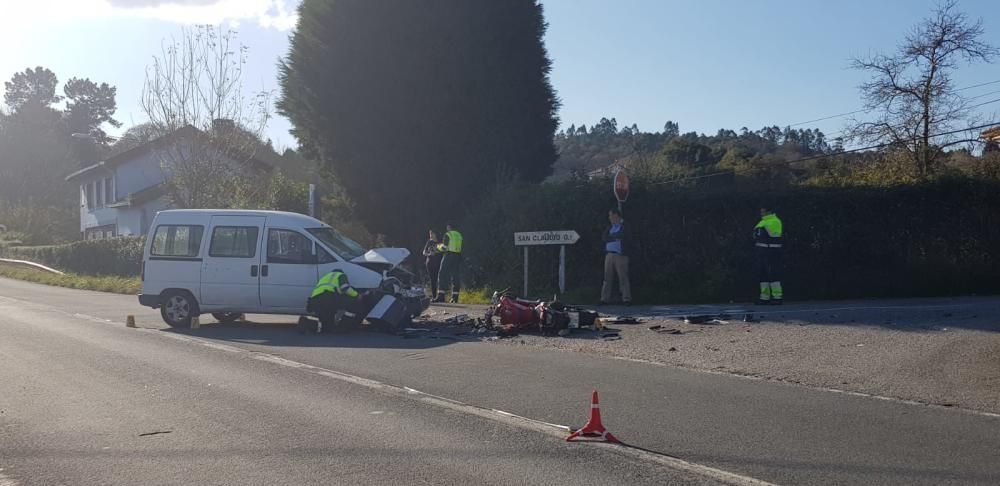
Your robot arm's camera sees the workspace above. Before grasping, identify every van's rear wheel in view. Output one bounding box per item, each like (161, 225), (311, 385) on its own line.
(161, 291), (199, 328)
(212, 312), (242, 324)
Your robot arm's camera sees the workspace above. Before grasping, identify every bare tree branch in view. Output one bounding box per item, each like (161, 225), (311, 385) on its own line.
(846, 0), (998, 178)
(140, 25), (273, 209)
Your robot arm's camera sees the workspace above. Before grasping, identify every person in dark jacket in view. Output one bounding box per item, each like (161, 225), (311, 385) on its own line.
(601, 208), (632, 305)
(422, 229), (443, 298)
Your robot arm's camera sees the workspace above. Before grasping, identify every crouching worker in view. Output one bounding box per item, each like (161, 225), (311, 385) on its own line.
(299, 268), (365, 334)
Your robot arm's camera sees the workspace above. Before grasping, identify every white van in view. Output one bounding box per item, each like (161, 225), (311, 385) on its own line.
(138, 209), (429, 327)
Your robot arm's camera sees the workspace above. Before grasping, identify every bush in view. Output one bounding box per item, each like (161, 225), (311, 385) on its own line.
(459, 177), (1000, 303)
(0, 204), (78, 245)
(0, 237), (145, 277)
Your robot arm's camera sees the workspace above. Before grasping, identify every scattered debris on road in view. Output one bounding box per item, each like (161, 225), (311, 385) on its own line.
(138, 430), (172, 437)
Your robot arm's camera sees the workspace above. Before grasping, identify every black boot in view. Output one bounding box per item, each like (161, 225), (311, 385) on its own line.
(450, 292), (460, 304)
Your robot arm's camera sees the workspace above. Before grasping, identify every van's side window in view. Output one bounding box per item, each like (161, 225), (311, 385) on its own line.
(267, 229), (313, 264)
(151, 225), (204, 258)
(209, 226), (259, 258)
(317, 246), (335, 264)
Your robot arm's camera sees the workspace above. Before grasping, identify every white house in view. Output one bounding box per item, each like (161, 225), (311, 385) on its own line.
(65, 124), (271, 240)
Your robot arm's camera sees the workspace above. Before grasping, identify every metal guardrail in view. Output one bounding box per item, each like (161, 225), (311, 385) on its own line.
(0, 257), (65, 275)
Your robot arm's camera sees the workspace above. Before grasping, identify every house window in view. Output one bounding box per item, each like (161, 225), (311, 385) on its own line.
(96, 179), (104, 208)
(209, 226), (260, 258)
(87, 183), (96, 210)
(81, 185), (89, 209)
(151, 225), (204, 258)
(104, 177), (114, 205)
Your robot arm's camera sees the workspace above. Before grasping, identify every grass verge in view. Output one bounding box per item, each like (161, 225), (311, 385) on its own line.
(457, 288), (493, 305)
(0, 264), (140, 294)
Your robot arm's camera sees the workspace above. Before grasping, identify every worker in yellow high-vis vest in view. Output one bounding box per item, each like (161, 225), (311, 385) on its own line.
(302, 268), (364, 333)
(753, 205), (784, 305)
(434, 223), (464, 303)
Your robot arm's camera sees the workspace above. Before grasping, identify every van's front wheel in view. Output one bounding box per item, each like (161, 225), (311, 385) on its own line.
(160, 291), (199, 328)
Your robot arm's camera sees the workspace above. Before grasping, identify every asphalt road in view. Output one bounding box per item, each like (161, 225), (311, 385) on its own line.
(1, 277), (999, 485)
(0, 281), (716, 486)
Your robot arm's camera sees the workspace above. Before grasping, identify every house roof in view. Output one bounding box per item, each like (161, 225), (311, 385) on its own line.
(65, 124), (273, 182)
(982, 126), (1000, 141)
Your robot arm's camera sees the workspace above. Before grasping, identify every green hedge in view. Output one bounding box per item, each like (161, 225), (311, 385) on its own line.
(458, 178), (1000, 303)
(0, 237), (145, 277)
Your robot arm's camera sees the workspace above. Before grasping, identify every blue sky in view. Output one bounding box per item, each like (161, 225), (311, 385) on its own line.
(2, 0), (998, 149)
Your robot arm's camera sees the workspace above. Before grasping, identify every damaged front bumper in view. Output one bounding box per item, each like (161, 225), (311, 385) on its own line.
(398, 287), (431, 317)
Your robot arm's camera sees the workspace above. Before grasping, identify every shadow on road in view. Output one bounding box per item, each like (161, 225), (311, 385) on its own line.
(597, 296), (1000, 333)
(162, 321), (469, 350)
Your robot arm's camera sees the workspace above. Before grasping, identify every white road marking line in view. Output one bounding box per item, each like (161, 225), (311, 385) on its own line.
(3, 292), (996, 484)
(0, 471), (19, 486)
(609, 355), (1000, 420)
(1, 293), (998, 420)
(135, 328), (777, 486)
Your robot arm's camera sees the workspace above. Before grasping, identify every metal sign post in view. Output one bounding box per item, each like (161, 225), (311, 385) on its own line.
(514, 230), (580, 296)
(308, 184), (317, 218)
(523, 247), (529, 296)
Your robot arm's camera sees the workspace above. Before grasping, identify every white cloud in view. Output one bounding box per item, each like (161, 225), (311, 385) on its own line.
(5, 0), (299, 31)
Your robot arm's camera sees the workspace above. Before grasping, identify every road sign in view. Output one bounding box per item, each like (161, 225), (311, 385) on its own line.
(514, 230), (580, 295)
(613, 168), (629, 203)
(514, 230), (580, 246)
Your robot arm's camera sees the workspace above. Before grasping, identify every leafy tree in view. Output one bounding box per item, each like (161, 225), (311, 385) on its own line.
(63, 78), (121, 146)
(278, 0), (560, 243)
(663, 121), (680, 138)
(554, 117), (834, 182)
(109, 122), (159, 156)
(0, 104), (74, 206)
(3, 67), (61, 111)
(847, 0), (998, 177)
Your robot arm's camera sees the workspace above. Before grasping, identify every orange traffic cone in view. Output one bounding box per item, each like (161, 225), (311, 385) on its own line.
(566, 390), (621, 443)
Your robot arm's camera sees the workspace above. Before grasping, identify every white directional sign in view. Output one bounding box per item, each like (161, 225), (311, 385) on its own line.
(514, 230), (580, 295)
(514, 230), (580, 246)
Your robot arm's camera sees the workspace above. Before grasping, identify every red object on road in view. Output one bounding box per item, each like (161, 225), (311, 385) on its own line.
(496, 295), (538, 327)
(566, 390), (621, 443)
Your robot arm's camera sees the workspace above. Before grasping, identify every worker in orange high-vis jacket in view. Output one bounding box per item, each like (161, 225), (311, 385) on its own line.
(753, 205), (784, 305)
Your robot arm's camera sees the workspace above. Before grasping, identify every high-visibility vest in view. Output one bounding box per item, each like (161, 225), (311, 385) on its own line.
(311, 271), (359, 298)
(754, 213), (783, 248)
(444, 230), (463, 253)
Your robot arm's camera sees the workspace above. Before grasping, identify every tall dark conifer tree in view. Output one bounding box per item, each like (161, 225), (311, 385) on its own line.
(279, 0), (560, 243)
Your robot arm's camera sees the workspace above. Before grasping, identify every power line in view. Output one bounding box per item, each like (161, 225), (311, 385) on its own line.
(650, 171), (733, 186)
(957, 79), (1000, 92)
(822, 96), (1000, 142)
(782, 121), (1000, 165)
(645, 121), (1000, 187)
(969, 97), (1000, 110)
(788, 110), (867, 128)
(969, 89), (1000, 101)
(783, 78), (1000, 129)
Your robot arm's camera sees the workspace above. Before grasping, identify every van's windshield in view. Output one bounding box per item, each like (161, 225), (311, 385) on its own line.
(307, 227), (366, 260)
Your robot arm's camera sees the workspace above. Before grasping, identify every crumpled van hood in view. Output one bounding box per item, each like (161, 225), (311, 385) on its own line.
(350, 248), (410, 268)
